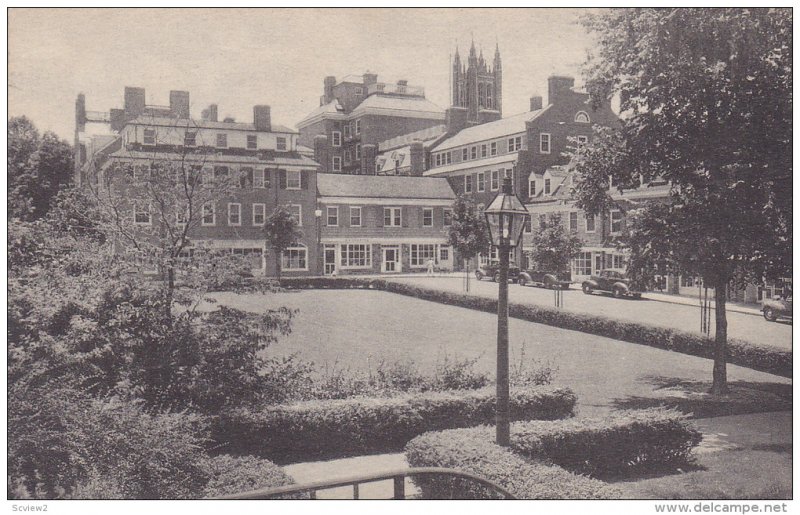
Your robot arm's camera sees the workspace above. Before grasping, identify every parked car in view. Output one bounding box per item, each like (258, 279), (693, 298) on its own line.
(475, 261), (521, 283)
(518, 269), (572, 289)
(762, 295), (792, 322)
(581, 270), (642, 299)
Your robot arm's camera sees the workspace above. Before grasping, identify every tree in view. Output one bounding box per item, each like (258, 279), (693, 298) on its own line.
(526, 213), (582, 273)
(263, 206), (302, 282)
(448, 196), (491, 291)
(8, 116), (74, 220)
(574, 8), (792, 394)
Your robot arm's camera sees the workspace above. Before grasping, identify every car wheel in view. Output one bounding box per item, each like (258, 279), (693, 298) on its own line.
(582, 284), (592, 295)
(613, 287), (623, 299)
(632, 293), (642, 299)
(518, 276), (527, 286)
(475, 271), (483, 281)
(764, 308), (778, 322)
(493, 272), (501, 283)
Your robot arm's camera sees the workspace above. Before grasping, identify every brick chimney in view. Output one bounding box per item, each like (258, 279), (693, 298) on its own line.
(313, 135), (329, 174)
(169, 90), (190, 118)
(124, 86), (146, 117)
(323, 76), (336, 104)
(201, 104), (218, 122)
(254, 105), (271, 132)
(547, 76), (574, 105)
(530, 95), (543, 111)
(445, 106), (469, 135)
(409, 141), (425, 176)
(363, 72), (378, 87)
(75, 93), (86, 132)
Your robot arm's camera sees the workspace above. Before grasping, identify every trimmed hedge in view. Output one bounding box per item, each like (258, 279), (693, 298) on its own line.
(278, 277), (791, 378)
(510, 408), (702, 478)
(203, 455), (304, 499)
(405, 426), (620, 499)
(213, 386), (576, 463)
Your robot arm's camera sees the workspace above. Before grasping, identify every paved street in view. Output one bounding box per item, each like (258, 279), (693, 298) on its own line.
(385, 276), (792, 350)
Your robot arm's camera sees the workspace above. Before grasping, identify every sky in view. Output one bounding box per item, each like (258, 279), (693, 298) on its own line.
(8, 8), (598, 141)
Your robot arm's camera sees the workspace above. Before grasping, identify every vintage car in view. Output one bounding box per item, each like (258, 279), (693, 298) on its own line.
(581, 270), (642, 299)
(475, 261), (521, 283)
(762, 295), (792, 322)
(517, 269), (572, 289)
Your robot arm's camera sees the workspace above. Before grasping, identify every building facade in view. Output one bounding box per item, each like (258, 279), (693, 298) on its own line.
(75, 87), (322, 277)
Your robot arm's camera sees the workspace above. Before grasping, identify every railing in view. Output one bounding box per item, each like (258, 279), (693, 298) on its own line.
(85, 110), (111, 122)
(367, 83), (425, 97)
(210, 467), (516, 500)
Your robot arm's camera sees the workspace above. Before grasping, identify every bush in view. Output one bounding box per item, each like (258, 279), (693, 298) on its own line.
(213, 386), (576, 463)
(281, 278), (790, 378)
(510, 408), (703, 478)
(203, 455), (302, 499)
(405, 426), (620, 499)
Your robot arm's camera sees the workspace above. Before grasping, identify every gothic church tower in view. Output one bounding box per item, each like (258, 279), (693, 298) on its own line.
(451, 39), (502, 126)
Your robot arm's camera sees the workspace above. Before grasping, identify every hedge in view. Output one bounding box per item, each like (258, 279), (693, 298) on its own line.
(405, 426), (620, 499)
(212, 386), (576, 463)
(203, 455), (304, 499)
(278, 277), (791, 378)
(509, 408), (702, 478)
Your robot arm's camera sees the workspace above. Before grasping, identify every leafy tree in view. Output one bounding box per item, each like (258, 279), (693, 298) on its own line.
(263, 206), (303, 282)
(448, 196), (490, 290)
(574, 8), (792, 394)
(526, 213), (582, 273)
(8, 116), (74, 220)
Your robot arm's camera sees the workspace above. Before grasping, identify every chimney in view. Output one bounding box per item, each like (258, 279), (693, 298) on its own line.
(201, 104), (218, 122)
(409, 141), (425, 176)
(110, 108), (126, 132)
(169, 90), (190, 118)
(363, 72), (378, 87)
(445, 106), (469, 135)
(323, 76), (336, 104)
(529, 95), (543, 111)
(123, 86), (146, 117)
(75, 93), (86, 131)
(397, 79), (408, 86)
(547, 75), (575, 105)
(223, 116), (236, 123)
(361, 144), (377, 175)
(254, 105), (271, 132)
(313, 135), (330, 174)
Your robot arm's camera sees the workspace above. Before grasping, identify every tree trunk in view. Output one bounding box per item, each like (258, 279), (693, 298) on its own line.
(711, 282), (728, 395)
(465, 259), (470, 292)
(275, 252), (282, 283)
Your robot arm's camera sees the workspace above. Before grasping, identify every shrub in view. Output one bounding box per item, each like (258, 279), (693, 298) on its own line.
(213, 386), (576, 463)
(510, 408), (703, 478)
(202, 455), (302, 499)
(405, 426), (620, 499)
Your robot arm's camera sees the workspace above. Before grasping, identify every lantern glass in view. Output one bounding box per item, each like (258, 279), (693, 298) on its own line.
(484, 178), (529, 248)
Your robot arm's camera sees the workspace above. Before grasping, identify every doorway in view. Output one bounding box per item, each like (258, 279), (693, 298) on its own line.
(382, 246), (401, 273)
(324, 245), (336, 275)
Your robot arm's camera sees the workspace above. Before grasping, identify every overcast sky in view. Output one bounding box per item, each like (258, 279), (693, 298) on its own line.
(9, 8), (598, 141)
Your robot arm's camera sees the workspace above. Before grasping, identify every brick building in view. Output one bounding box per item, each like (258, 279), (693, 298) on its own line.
(316, 174), (456, 275)
(74, 87), (322, 276)
(297, 73), (446, 175)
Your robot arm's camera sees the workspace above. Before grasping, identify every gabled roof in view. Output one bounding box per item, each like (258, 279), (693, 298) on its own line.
(379, 124), (447, 152)
(296, 100), (346, 128)
(432, 106), (551, 151)
(350, 95), (445, 119)
(107, 149), (319, 168)
(317, 173), (455, 200)
(127, 116), (296, 134)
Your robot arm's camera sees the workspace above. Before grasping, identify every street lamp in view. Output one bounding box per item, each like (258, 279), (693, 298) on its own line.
(314, 208), (323, 275)
(484, 176), (529, 446)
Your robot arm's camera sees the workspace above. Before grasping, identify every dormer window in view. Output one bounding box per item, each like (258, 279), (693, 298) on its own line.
(184, 131), (196, 147)
(544, 178), (551, 195)
(575, 111), (591, 123)
(143, 128), (156, 146)
(216, 134), (228, 148)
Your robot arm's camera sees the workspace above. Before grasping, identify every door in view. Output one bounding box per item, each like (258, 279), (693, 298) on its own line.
(594, 254), (603, 275)
(324, 245), (336, 275)
(382, 247), (400, 273)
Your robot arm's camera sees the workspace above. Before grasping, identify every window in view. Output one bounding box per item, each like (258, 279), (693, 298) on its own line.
(332, 131), (342, 147)
(252, 203), (266, 226)
(481, 144), (488, 158)
(612, 255), (626, 269)
(575, 111), (591, 123)
(184, 131), (196, 147)
(288, 204), (302, 226)
(332, 156), (342, 172)
(133, 202), (151, 225)
(355, 144), (361, 160)
(216, 133), (228, 148)
(384, 207), (401, 227)
(440, 246), (450, 262)
(239, 167), (254, 188)
(286, 170), (301, 189)
(354, 86), (363, 96)
(569, 212), (578, 232)
(540, 133), (551, 154)
(508, 136), (522, 152)
(529, 179), (536, 197)
(585, 214), (596, 233)
(544, 178), (551, 194)
(143, 128), (156, 146)
(228, 203), (241, 226)
(282, 246), (308, 270)
(477, 172), (485, 192)
(573, 252), (592, 276)
(277, 137), (287, 151)
(462, 148), (468, 161)
(443, 208), (453, 226)
(344, 125), (351, 139)
(350, 207), (362, 227)
(340, 244), (371, 268)
(202, 203), (215, 226)
(611, 210), (623, 234)
(470, 146), (477, 159)
(411, 244), (436, 266)
(355, 119), (361, 135)
(253, 168), (267, 188)
(538, 214), (546, 230)
(464, 175), (473, 194)
(491, 170), (500, 191)
(247, 134), (257, 150)
(445, 152), (452, 165)
(326, 206), (338, 226)
(422, 208), (433, 227)
(490, 142), (497, 156)
(577, 135), (588, 145)
(344, 150), (352, 164)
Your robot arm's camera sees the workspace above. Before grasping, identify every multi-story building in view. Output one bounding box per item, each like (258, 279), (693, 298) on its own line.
(316, 174), (456, 275)
(297, 73), (446, 175)
(451, 41), (503, 125)
(74, 87), (322, 276)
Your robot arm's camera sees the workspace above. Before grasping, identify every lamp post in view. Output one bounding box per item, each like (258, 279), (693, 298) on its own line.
(484, 176), (529, 446)
(314, 208), (323, 275)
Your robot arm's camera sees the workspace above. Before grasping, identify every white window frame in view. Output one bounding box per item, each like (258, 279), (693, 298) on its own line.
(332, 131), (342, 147)
(491, 170), (500, 191)
(384, 207), (402, 227)
(508, 136), (522, 152)
(529, 179), (536, 197)
(585, 213), (596, 233)
(410, 244), (437, 267)
(462, 148), (468, 161)
(344, 150), (352, 164)
(276, 137), (287, 151)
(344, 124), (351, 139)
(350, 206), (362, 227)
(216, 133), (228, 149)
(286, 170), (302, 190)
(464, 175), (473, 194)
(569, 211), (578, 232)
(544, 178), (551, 195)
(133, 202), (151, 226)
(540, 133), (551, 154)
(355, 144), (361, 160)
(246, 134), (258, 150)
(477, 172), (485, 192)
(326, 206), (339, 226)
(228, 203), (242, 226)
(202, 202), (216, 226)
(332, 156), (342, 172)
(254, 169), (266, 188)
(142, 128), (156, 146)
(282, 246), (309, 271)
(490, 141), (498, 156)
(340, 243), (372, 269)
(575, 111), (591, 123)
(470, 146), (477, 159)
(577, 135), (589, 145)
(481, 144), (488, 158)
(288, 204), (302, 226)
(355, 119), (361, 135)
(439, 246), (450, 262)
(610, 209), (623, 234)
(252, 203), (266, 226)
(422, 208), (434, 227)
(443, 208), (453, 227)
